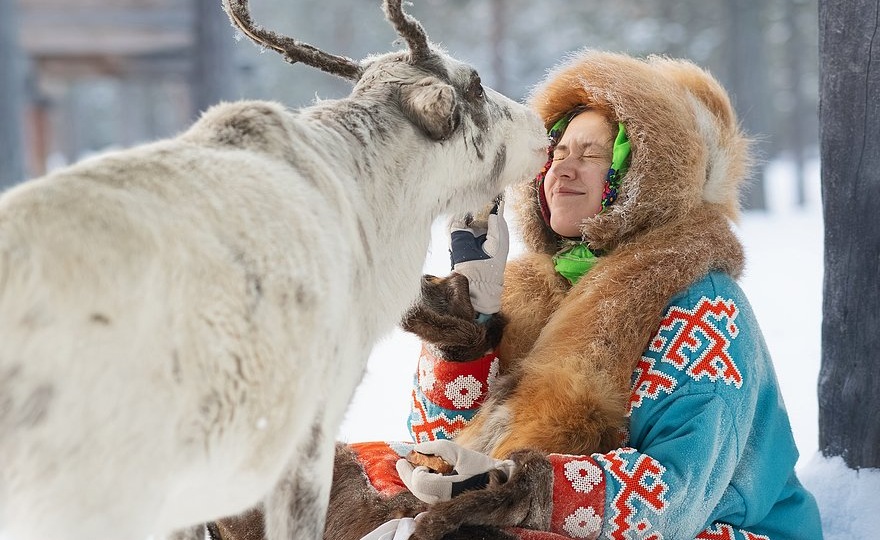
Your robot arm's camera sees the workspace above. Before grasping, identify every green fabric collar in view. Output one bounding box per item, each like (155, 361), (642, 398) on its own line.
(553, 243), (599, 285)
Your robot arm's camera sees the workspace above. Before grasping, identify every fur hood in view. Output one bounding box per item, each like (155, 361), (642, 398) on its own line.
(514, 49), (752, 256)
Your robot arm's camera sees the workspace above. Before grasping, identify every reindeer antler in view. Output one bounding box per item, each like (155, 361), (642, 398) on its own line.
(382, 0), (431, 62)
(224, 0), (364, 81)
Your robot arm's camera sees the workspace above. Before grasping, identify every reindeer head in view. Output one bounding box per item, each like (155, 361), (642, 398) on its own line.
(224, 0), (547, 215)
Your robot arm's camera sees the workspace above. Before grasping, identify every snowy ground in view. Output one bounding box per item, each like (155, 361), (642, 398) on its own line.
(337, 158), (880, 538)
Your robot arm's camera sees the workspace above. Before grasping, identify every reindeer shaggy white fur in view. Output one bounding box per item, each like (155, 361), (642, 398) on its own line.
(0, 1), (546, 539)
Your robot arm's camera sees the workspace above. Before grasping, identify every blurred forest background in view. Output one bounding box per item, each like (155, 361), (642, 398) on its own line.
(0, 0), (818, 210)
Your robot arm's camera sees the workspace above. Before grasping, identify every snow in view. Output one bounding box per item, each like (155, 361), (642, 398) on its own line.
(337, 157), (880, 538)
(799, 454), (880, 538)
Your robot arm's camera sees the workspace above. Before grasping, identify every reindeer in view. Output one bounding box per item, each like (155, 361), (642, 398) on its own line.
(0, 1), (547, 539)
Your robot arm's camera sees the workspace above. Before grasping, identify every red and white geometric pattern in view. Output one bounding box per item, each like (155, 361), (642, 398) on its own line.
(548, 454), (606, 540)
(563, 507), (602, 539)
(409, 391), (470, 442)
(444, 374), (483, 408)
(417, 344), (497, 410)
(595, 448), (669, 540)
(564, 459), (604, 494)
(656, 296), (743, 388)
(628, 357), (677, 416)
(696, 523), (737, 540)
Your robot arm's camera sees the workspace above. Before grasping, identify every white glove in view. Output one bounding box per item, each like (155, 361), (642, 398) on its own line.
(358, 515), (422, 540)
(449, 197), (509, 315)
(395, 440), (516, 505)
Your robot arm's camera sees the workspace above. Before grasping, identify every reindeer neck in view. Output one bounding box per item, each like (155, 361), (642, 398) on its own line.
(299, 96), (439, 239)
(297, 98), (438, 327)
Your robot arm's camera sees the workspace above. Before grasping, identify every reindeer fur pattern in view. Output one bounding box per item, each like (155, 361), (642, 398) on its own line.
(0, 2), (548, 539)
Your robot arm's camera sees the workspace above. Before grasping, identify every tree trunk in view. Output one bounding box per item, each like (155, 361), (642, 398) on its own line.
(191, 0), (239, 118)
(818, 0), (880, 469)
(0, 0), (26, 187)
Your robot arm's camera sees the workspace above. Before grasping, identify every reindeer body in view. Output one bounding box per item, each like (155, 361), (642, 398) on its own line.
(0, 5), (547, 538)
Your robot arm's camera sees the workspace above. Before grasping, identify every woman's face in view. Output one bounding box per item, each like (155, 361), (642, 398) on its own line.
(543, 110), (614, 238)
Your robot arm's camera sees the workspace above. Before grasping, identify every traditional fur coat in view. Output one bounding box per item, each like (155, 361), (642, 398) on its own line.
(207, 50), (822, 540)
(411, 49), (750, 459)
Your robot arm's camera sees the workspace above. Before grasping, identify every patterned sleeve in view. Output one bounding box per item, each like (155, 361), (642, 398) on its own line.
(545, 393), (741, 539)
(407, 343), (499, 442)
(541, 287), (775, 539)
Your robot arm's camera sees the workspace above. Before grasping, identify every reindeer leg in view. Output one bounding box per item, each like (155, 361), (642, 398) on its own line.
(263, 433), (335, 540)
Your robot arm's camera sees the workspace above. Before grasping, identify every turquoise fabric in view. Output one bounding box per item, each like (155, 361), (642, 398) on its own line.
(614, 271), (823, 538)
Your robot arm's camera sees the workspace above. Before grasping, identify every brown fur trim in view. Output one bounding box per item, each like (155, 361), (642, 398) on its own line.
(401, 273), (506, 361)
(447, 50), (752, 460)
(494, 253), (569, 372)
(410, 450), (553, 540)
(519, 50), (751, 256)
(209, 444), (426, 540)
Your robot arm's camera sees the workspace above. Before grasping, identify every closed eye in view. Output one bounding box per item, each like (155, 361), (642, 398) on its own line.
(553, 147), (576, 161)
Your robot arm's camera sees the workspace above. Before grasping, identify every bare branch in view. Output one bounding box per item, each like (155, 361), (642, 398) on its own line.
(382, 0), (431, 62)
(223, 0), (364, 81)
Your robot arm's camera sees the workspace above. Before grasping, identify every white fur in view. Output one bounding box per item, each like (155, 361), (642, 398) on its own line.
(0, 49), (546, 540)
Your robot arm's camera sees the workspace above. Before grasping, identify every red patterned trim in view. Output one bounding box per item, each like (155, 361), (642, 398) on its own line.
(418, 344), (498, 410)
(409, 390), (470, 442)
(349, 442), (409, 497)
(628, 357), (677, 415)
(658, 297), (743, 388)
(697, 523), (770, 540)
(548, 454), (605, 539)
(597, 448), (669, 540)
(697, 523), (736, 540)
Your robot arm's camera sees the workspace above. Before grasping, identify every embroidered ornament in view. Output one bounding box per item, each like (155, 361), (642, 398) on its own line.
(603, 121), (631, 209)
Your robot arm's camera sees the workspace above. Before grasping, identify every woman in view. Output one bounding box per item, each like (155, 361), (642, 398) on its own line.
(210, 50), (823, 540)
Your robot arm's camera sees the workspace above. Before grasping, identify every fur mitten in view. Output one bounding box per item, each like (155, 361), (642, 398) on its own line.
(401, 273), (506, 362)
(410, 449), (553, 540)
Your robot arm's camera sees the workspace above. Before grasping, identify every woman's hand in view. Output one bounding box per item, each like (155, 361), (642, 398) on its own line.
(395, 440), (516, 505)
(450, 196), (509, 315)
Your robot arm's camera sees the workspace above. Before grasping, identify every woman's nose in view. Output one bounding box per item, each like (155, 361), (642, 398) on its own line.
(551, 158), (575, 180)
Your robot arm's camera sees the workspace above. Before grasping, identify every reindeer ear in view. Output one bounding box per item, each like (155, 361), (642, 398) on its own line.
(399, 77), (460, 140)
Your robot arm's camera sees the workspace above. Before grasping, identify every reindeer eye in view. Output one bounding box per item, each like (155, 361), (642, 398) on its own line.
(468, 76), (484, 100)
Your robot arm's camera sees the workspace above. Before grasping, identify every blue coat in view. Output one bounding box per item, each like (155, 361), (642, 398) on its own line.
(409, 272), (823, 539)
